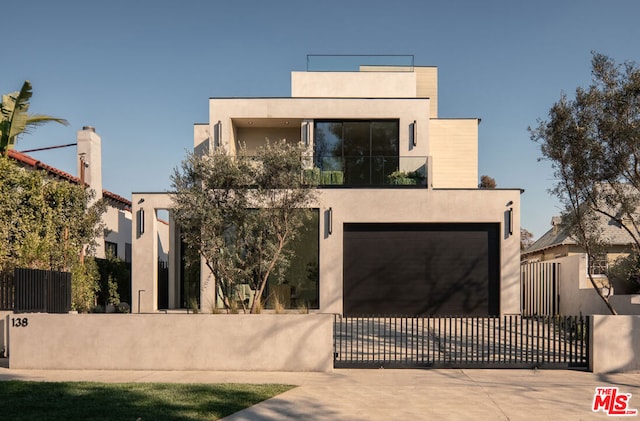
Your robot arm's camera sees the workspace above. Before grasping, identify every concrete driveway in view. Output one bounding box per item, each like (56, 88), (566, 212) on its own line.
(1, 362), (638, 420)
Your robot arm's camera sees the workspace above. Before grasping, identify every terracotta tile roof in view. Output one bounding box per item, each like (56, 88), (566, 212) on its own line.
(102, 190), (132, 208)
(6, 149), (132, 208)
(8, 149), (82, 184)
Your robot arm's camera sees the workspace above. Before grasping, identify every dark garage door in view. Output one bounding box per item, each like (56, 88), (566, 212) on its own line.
(343, 223), (500, 316)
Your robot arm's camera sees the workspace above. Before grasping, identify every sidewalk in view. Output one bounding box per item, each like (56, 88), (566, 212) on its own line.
(1, 361), (638, 420)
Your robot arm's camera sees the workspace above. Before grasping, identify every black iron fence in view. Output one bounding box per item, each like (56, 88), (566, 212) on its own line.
(334, 315), (589, 369)
(14, 268), (72, 313)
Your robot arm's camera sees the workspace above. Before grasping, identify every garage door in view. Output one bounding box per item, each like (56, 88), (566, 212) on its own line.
(343, 223), (500, 316)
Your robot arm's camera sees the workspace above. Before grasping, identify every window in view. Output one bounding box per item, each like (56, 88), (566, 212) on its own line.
(264, 209), (319, 310)
(125, 243), (132, 263)
(105, 241), (118, 258)
(314, 120), (399, 186)
(588, 253), (607, 276)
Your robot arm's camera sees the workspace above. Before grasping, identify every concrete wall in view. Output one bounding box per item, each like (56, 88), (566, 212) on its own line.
(291, 67), (439, 118)
(317, 188), (522, 315)
(236, 127), (300, 154)
(0, 312), (9, 358)
(429, 119), (479, 188)
(134, 188), (522, 316)
(610, 295), (640, 314)
(131, 193), (176, 313)
(207, 98), (432, 164)
(101, 207), (132, 261)
(205, 97), (479, 190)
(194, 123), (210, 150)
(415, 67), (438, 118)
(590, 315), (640, 373)
(9, 313), (333, 372)
(546, 254), (640, 315)
(291, 71), (418, 99)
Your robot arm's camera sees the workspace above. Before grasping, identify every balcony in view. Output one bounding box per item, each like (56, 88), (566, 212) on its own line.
(307, 156), (429, 188)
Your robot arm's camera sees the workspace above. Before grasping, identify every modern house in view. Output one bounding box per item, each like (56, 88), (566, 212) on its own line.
(132, 55), (523, 316)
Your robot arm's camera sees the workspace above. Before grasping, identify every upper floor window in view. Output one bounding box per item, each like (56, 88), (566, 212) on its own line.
(314, 120), (399, 186)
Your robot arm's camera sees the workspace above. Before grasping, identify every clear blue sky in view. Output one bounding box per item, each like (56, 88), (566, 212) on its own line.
(4, 0), (640, 239)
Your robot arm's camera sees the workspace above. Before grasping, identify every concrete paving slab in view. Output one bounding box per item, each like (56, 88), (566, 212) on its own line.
(0, 362), (638, 420)
(222, 369), (640, 421)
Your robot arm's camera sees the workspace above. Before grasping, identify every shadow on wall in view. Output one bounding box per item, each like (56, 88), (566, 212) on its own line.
(592, 315), (640, 373)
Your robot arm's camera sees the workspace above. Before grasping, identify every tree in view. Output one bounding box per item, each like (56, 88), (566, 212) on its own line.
(478, 175), (497, 188)
(530, 52), (640, 315)
(0, 157), (106, 311)
(1, 80), (68, 153)
(171, 140), (317, 313)
(520, 228), (534, 251)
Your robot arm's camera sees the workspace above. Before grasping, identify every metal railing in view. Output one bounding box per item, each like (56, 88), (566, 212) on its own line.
(306, 55), (415, 72)
(334, 315), (589, 369)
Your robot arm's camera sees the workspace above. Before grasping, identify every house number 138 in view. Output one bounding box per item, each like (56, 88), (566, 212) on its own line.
(11, 318), (28, 327)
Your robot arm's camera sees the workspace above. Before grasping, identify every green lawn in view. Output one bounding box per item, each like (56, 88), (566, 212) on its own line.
(0, 381), (294, 420)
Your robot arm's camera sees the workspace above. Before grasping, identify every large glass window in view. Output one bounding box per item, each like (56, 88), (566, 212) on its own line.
(314, 120), (399, 186)
(265, 209), (319, 310)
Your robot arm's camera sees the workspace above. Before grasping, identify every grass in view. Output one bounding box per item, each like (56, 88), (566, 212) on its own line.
(0, 381), (294, 420)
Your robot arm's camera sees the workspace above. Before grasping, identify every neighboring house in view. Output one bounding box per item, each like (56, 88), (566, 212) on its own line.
(522, 215), (635, 278)
(522, 215), (640, 315)
(523, 211), (640, 296)
(7, 126), (168, 263)
(132, 55), (523, 316)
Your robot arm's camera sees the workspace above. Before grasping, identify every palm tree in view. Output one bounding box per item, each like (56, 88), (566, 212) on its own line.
(0, 80), (68, 153)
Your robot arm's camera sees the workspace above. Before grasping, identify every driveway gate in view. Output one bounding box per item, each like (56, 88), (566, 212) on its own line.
(333, 315), (589, 369)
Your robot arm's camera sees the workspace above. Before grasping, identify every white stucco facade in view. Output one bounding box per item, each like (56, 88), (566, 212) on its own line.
(132, 62), (522, 315)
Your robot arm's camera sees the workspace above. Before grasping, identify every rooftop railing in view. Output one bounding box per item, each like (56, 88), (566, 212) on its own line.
(306, 54), (414, 72)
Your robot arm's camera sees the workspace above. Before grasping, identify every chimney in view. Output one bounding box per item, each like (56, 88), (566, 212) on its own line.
(77, 126), (103, 202)
(551, 216), (562, 235)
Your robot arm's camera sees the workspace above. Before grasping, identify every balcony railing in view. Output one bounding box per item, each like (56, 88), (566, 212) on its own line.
(201, 154), (430, 189)
(309, 155), (428, 187)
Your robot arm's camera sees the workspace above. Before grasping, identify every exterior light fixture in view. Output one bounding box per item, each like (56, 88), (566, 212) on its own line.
(328, 207), (333, 235)
(137, 208), (145, 236)
(505, 201), (514, 237)
(137, 290), (146, 314)
(301, 121), (310, 147)
(214, 120), (222, 147)
(412, 120), (417, 146)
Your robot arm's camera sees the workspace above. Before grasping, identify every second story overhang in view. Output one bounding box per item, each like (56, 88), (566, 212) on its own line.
(203, 96), (431, 153)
